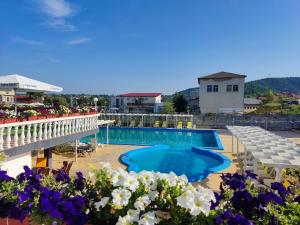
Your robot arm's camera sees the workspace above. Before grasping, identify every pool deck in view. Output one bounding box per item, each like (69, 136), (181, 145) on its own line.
(50, 129), (299, 191)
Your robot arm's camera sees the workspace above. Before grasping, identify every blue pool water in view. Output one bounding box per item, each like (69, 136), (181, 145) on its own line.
(82, 127), (230, 181)
(82, 127), (223, 149)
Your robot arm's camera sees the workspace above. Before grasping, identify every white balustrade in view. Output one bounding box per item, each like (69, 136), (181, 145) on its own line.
(44, 123), (48, 140)
(20, 125), (25, 145)
(0, 128), (3, 151)
(26, 125), (31, 144)
(33, 124), (37, 142)
(14, 126), (19, 147)
(6, 127), (12, 148)
(0, 114), (100, 151)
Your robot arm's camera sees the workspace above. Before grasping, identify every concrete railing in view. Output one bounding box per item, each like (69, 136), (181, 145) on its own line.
(0, 114), (100, 151)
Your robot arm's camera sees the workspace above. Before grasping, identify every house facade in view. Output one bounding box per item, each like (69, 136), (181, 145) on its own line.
(244, 98), (262, 113)
(198, 72), (246, 114)
(109, 93), (162, 113)
(0, 89), (15, 104)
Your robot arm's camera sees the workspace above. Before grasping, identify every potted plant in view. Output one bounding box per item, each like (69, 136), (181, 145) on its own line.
(81, 107), (90, 115)
(69, 107), (80, 116)
(46, 108), (57, 118)
(4, 110), (17, 123)
(24, 109), (38, 121)
(58, 105), (70, 117)
(0, 110), (7, 124)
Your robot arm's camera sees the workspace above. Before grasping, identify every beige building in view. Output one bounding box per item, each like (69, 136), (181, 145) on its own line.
(110, 93), (162, 113)
(198, 72), (246, 114)
(0, 89), (15, 103)
(244, 98), (262, 113)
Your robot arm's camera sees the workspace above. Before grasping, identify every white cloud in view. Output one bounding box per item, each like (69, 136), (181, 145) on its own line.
(67, 37), (93, 45)
(39, 0), (74, 17)
(45, 18), (76, 31)
(12, 37), (44, 45)
(35, 0), (78, 31)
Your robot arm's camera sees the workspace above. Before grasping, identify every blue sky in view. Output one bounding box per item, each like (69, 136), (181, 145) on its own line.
(0, 0), (299, 94)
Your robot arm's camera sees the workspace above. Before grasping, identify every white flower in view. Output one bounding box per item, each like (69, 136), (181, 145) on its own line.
(138, 171), (156, 189)
(123, 174), (139, 192)
(100, 161), (113, 175)
(148, 191), (159, 201)
(190, 193), (211, 216)
(134, 195), (151, 211)
(126, 209), (140, 223)
(116, 210), (140, 225)
(176, 189), (195, 209)
(111, 168), (128, 187)
(112, 188), (132, 207)
(138, 211), (159, 225)
(116, 215), (132, 225)
(195, 185), (216, 203)
(94, 197), (110, 210)
(176, 186), (213, 216)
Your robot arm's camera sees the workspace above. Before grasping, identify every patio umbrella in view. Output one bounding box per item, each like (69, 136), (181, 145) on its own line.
(0, 74), (63, 113)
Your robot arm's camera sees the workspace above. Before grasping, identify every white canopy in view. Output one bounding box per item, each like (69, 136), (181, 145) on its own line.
(0, 74), (63, 92)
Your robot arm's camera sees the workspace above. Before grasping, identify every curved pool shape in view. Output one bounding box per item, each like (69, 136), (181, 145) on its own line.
(120, 145), (231, 182)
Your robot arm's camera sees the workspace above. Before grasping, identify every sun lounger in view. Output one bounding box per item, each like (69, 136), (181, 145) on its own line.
(177, 121), (183, 129)
(162, 121), (167, 128)
(36, 157), (47, 168)
(138, 120), (143, 127)
(129, 120), (135, 127)
(187, 121), (193, 129)
(153, 121), (160, 128)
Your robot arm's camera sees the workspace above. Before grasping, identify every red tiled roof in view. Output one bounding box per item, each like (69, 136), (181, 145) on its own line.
(121, 93), (161, 97)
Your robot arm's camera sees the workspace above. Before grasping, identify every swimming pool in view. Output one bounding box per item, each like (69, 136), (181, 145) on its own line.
(82, 127), (230, 181)
(82, 127), (223, 149)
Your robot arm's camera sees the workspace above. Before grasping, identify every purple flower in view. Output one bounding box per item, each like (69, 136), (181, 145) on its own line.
(228, 214), (254, 225)
(0, 170), (14, 181)
(271, 182), (288, 198)
(258, 192), (284, 206)
(74, 172), (85, 191)
(55, 171), (71, 183)
(231, 190), (257, 214)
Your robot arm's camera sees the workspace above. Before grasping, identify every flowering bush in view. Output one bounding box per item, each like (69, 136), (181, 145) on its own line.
(57, 105), (70, 114)
(213, 171), (300, 225)
(0, 165), (299, 225)
(0, 109), (16, 118)
(23, 109), (38, 117)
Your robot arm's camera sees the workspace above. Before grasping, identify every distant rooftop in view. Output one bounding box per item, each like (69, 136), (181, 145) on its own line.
(121, 93), (161, 97)
(244, 98), (262, 105)
(198, 71), (246, 82)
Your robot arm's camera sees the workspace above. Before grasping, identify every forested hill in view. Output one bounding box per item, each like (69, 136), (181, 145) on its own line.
(245, 77), (300, 96)
(176, 77), (300, 98)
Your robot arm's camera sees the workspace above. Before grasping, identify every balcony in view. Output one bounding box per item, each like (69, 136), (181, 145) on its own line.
(0, 114), (100, 156)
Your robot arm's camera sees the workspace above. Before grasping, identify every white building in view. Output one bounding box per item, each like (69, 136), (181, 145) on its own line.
(0, 89), (15, 103)
(109, 93), (162, 113)
(198, 72), (246, 114)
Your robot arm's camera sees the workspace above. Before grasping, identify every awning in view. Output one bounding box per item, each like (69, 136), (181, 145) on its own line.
(0, 74), (63, 92)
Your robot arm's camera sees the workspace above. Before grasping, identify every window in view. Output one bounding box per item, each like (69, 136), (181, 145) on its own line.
(207, 85), (212, 92)
(226, 85), (232, 92)
(213, 85), (218, 92)
(233, 85), (239, 92)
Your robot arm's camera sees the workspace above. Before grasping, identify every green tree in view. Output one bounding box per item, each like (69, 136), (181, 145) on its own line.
(162, 101), (175, 114)
(44, 95), (68, 107)
(172, 93), (188, 113)
(27, 92), (44, 102)
(266, 90), (275, 103)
